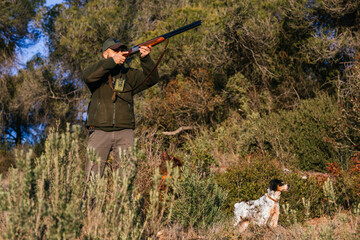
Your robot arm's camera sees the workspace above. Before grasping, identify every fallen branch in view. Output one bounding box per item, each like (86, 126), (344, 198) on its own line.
(162, 126), (198, 136)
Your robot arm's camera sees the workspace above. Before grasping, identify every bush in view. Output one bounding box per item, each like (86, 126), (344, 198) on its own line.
(326, 155), (360, 211)
(0, 124), (177, 239)
(171, 167), (227, 228)
(253, 94), (341, 171)
(225, 72), (252, 116)
(0, 124), (233, 238)
(136, 71), (226, 131)
(182, 130), (217, 174)
(186, 94), (342, 172)
(208, 94), (341, 171)
(0, 125), (84, 239)
(215, 154), (281, 215)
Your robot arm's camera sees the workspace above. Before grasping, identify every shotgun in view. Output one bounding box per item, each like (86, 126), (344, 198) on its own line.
(112, 20), (201, 94)
(124, 20), (202, 57)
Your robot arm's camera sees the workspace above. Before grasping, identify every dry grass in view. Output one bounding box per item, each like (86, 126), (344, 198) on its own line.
(154, 211), (359, 240)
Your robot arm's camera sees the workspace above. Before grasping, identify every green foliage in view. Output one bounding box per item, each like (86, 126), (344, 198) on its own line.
(0, 0), (44, 65)
(182, 130), (217, 174)
(215, 155), (282, 215)
(4, 0), (359, 155)
(44, 0), (136, 73)
(1, 56), (82, 146)
(216, 153), (360, 227)
(225, 72), (252, 116)
(0, 125), (143, 239)
(207, 94), (342, 171)
(0, 125), (232, 238)
(137, 72), (226, 130)
(335, 173), (360, 210)
(330, 65), (360, 160)
(172, 167), (227, 228)
(139, 5), (209, 76)
(2, 0), (360, 235)
(281, 173), (327, 224)
(254, 94), (341, 171)
(327, 159), (360, 212)
(0, 124), (84, 239)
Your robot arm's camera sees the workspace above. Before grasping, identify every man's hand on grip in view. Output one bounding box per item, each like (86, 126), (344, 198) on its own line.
(113, 51), (128, 65)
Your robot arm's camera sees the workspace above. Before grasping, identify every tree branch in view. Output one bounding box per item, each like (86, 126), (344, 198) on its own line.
(162, 126), (198, 136)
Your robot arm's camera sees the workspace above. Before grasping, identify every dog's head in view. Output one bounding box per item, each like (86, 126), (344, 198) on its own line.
(269, 179), (289, 192)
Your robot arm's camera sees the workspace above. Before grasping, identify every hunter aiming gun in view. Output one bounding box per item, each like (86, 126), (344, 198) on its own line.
(111, 20), (202, 94)
(124, 20), (202, 57)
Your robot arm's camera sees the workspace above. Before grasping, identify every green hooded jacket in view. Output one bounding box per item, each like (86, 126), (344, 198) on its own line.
(82, 55), (159, 130)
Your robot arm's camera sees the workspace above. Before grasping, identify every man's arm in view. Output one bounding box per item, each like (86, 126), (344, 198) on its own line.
(82, 51), (128, 84)
(82, 58), (117, 84)
(131, 46), (160, 94)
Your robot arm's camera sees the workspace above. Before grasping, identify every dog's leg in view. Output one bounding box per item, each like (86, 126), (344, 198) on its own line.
(268, 209), (279, 228)
(238, 220), (249, 233)
(234, 218), (241, 227)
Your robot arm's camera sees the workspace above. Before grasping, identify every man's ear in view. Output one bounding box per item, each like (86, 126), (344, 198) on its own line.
(103, 51), (108, 59)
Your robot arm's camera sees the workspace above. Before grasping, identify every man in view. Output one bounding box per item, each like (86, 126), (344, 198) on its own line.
(82, 38), (159, 178)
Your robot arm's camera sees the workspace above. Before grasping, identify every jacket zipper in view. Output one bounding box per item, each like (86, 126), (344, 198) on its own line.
(112, 102), (116, 126)
(93, 102), (101, 119)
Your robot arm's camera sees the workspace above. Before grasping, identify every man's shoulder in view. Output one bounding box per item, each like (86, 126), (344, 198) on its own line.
(83, 58), (118, 73)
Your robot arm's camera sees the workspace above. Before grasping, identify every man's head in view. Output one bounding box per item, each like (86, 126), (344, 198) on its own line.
(102, 38), (127, 59)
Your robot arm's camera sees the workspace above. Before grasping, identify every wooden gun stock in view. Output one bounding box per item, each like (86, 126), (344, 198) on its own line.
(124, 20), (201, 57)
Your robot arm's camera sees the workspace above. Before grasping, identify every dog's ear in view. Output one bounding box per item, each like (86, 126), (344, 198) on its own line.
(269, 179), (281, 191)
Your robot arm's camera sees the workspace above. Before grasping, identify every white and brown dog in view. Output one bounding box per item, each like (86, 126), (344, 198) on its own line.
(234, 179), (289, 232)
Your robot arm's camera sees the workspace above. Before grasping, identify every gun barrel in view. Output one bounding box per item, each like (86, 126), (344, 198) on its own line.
(126, 20), (202, 56)
(162, 20), (202, 39)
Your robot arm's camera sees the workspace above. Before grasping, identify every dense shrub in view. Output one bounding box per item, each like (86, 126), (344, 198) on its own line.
(215, 154), (282, 215)
(225, 72), (252, 116)
(0, 125), (233, 238)
(0, 125), (171, 239)
(326, 154), (360, 211)
(251, 94), (342, 171)
(136, 71), (226, 131)
(0, 125), (84, 239)
(329, 76), (360, 166)
(205, 94), (342, 171)
(171, 167), (227, 228)
(182, 130), (217, 174)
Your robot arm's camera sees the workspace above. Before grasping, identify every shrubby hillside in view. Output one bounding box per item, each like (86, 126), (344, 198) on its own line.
(1, 0), (359, 239)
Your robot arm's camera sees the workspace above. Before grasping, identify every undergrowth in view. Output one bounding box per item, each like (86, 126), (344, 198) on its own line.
(0, 124), (227, 239)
